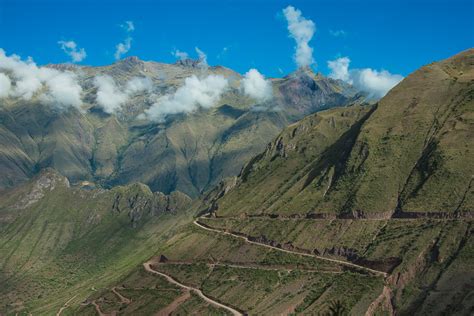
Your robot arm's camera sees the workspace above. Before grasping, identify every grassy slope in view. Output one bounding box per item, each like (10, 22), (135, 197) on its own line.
(86, 222), (384, 315)
(213, 49), (474, 218)
(0, 169), (192, 314)
(171, 49), (474, 315)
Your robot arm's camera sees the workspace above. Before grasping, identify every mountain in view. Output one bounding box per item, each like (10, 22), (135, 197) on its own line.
(0, 58), (364, 197)
(69, 49), (472, 315)
(208, 48), (474, 218)
(2, 50), (471, 315)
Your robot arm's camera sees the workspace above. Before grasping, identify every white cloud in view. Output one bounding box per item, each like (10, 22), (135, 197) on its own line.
(328, 57), (403, 98)
(327, 57), (351, 82)
(58, 40), (87, 63)
(241, 69), (272, 102)
(0, 73), (11, 98)
(144, 74), (228, 121)
(283, 6), (316, 68)
(0, 49), (83, 108)
(351, 68), (404, 99)
(93, 76), (155, 113)
(40, 71), (83, 109)
(93, 75), (128, 113)
(172, 49), (189, 60)
(125, 76), (153, 94)
(114, 37), (132, 60)
(114, 21), (134, 60)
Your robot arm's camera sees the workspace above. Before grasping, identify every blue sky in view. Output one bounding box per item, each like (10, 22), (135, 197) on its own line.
(0, 0), (472, 77)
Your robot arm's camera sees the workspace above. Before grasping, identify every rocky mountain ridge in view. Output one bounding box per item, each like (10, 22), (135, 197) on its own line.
(0, 57), (365, 197)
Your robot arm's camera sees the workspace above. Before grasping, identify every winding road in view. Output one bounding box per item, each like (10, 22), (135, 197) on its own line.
(143, 261), (243, 316)
(56, 294), (78, 316)
(193, 219), (388, 277)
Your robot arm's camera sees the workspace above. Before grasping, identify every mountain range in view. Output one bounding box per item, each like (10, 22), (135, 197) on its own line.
(0, 49), (472, 315)
(0, 57), (364, 197)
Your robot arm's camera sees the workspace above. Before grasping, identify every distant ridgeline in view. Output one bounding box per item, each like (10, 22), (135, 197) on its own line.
(0, 57), (365, 198)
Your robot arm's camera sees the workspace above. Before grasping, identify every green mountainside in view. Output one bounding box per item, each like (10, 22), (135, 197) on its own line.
(0, 169), (192, 314)
(0, 58), (363, 197)
(209, 48), (474, 218)
(0, 50), (472, 315)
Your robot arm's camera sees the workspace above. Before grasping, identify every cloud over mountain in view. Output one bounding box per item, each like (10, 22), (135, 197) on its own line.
(241, 68), (272, 102)
(144, 74), (228, 121)
(0, 73), (12, 98)
(40, 72), (82, 109)
(0, 49), (83, 109)
(125, 76), (153, 94)
(94, 75), (153, 113)
(93, 75), (128, 113)
(328, 56), (403, 98)
(283, 6), (316, 68)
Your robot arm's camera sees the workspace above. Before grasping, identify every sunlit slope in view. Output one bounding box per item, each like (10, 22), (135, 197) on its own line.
(211, 49), (474, 218)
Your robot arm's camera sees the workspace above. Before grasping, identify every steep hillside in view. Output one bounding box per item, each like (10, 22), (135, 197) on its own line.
(149, 49), (472, 315)
(210, 48), (474, 218)
(0, 168), (192, 314)
(0, 58), (364, 197)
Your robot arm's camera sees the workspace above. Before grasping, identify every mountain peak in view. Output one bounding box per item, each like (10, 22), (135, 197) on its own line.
(174, 58), (207, 68)
(286, 66), (318, 79)
(112, 56), (146, 72)
(120, 56), (142, 64)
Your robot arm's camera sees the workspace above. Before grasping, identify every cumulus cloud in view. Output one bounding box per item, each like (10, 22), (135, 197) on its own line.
(114, 21), (134, 60)
(283, 6), (316, 68)
(58, 40), (87, 63)
(93, 75), (128, 113)
(327, 57), (351, 82)
(0, 73), (11, 98)
(328, 57), (403, 98)
(0, 49), (83, 109)
(172, 49), (189, 60)
(241, 69), (272, 102)
(92, 76), (154, 113)
(40, 71), (82, 109)
(351, 68), (404, 99)
(125, 76), (153, 94)
(144, 74), (228, 121)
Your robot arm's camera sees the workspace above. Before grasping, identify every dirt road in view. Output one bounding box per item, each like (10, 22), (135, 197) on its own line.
(194, 219), (387, 277)
(143, 261), (243, 316)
